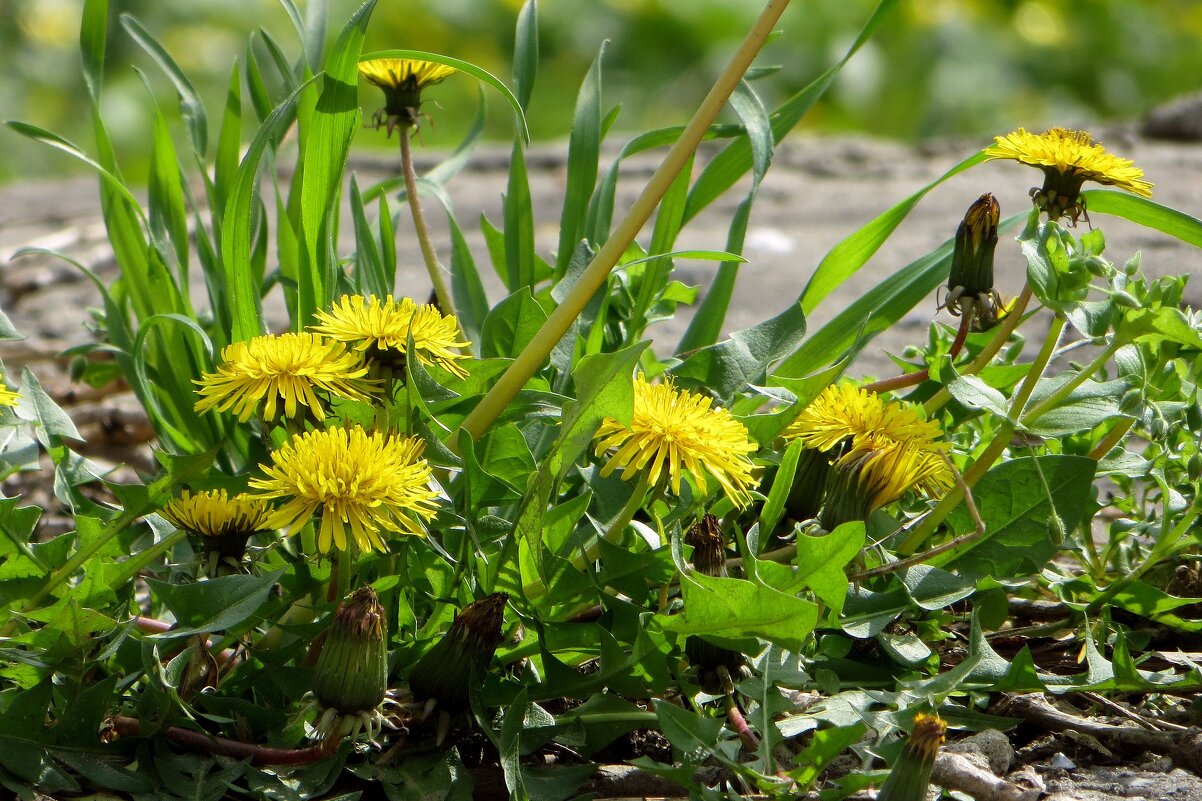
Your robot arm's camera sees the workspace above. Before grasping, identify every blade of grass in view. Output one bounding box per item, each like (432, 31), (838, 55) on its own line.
(223, 77), (317, 341)
(513, 0), (539, 112)
(503, 139), (536, 291)
(799, 150), (986, 314)
(148, 106), (192, 298)
(213, 61), (242, 225)
(678, 79), (773, 352)
(1081, 189), (1202, 247)
(554, 42), (606, 278)
(120, 13), (209, 157)
(683, 0), (900, 223)
(349, 176), (388, 298)
(297, 0), (377, 324)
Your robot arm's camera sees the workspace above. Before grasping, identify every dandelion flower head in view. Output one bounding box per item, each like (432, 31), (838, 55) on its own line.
(784, 383), (951, 503)
(249, 426), (438, 555)
(359, 58), (456, 133)
(358, 58), (456, 92)
(311, 294), (471, 379)
(194, 332), (376, 422)
(160, 489), (274, 539)
(593, 374), (757, 507)
(985, 127), (1152, 222)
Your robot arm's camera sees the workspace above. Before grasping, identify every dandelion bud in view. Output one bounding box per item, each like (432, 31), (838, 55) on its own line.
(876, 712), (947, 801)
(785, 447), (835, 523)
(683, 516), (747, 694)
(947, 194), (1000, 301)
(313, 587), (389, 716)
(408, 593), (507, 712)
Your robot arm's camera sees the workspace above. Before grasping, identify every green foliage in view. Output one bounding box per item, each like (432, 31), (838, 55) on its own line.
(2, 0), (1202, 799)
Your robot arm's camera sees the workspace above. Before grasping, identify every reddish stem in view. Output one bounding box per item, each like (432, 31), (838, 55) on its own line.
(133, 616), (240, 668)
(108, 716), (334, 766)
(725, 696), (761, 752)
(862, 306), (975, 395)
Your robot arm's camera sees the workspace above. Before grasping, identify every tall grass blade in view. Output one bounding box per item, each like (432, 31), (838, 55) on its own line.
(297, 0), (377, 324)
(1081, 189), (1202, 247)
(554, 42), (606, 278)
(799, 150), (986, 314)
(120, 14), (209, 156)
(223, 78), (317, 342)
(513, 0), (539, 112)
(683, 0), (900, 223)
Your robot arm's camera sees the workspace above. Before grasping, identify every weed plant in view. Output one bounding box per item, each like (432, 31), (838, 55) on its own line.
(2, 0), (1201, 798)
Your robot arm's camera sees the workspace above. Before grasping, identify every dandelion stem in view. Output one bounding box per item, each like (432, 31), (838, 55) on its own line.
(897, 307), (1066, 554)
(1087, 417), (1134, 461)
(453, 0), (792, 447)
(923, 283), (1033, 416)
(400, 128), (455, 318)
(863, 300), (975, 395)
(108, 715), (335, 765)
(1021, 337), (1122, 424)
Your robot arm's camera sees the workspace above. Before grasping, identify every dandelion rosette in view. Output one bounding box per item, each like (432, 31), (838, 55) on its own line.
(311, 294), (471, 379)
(249, 426), (438, 554)
(593, 374), (757, 507)
(194, 332), (376, 422)
(985, 127), (1152, 223)
(359, 57), (456, 133)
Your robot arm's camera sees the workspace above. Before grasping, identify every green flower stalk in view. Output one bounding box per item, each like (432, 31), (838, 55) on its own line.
(310, 586), (391, 743)
(684, 515), (747, 694)
(876, 712), (947, 801)
(408, 593), (507, 713)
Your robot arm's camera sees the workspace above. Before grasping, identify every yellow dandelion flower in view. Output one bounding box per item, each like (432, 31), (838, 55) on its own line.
(985, 127), (1152, 223)
(160, 489), (274, 539)
(593, 374), (757, 507)
(160, 489), (274, 576)
(783, 383), (951, 524)
(0, 374), (19, 409)
(311, 294), (471, 379)
(194, 332), (377, 422)
(359, 57), (456, 133)
(249, 426), (438, 554)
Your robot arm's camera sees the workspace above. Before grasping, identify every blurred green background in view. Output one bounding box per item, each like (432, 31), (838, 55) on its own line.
(3, 0), (1202, 185)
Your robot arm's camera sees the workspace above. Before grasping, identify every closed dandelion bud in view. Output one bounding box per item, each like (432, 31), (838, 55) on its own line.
(684, 515), (746, 694)
(947, 194), (1000, 300)
(313, 587), (389, 716)
(785, 447), (835, 523)
(876, 712), (947, 801)
(408, 593), (507, 712)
